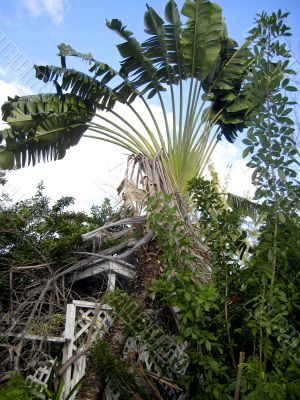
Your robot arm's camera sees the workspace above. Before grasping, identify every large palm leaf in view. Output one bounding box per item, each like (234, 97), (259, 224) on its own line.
(0, 0), (257, 194)
(0, 94), (95, 169)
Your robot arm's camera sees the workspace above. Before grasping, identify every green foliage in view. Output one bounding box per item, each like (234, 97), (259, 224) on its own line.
(146, 173), (300, 398)
(0, 374), (38, 400)
(240, 10), (300, 389)
(243, 10), (299, 212)
(107, 288), (190, 378)
(26, 313), (65, 336)
(147, 190), (239, 399)
(92, 338), (149, 400)
(0, 372), (83, 400)
(42, 370), (83, 400)
(0, 93), (95, 169)
(0, 183), (113, 266)
(0, 182), (114, 311)
(90, 198), (114, 227)
(0, 0), (258, 198)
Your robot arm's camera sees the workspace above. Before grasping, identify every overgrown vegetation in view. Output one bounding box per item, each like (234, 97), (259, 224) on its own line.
(92, 338), (150, 400)
(0, 2), (299, 400)
(88, 9), (300, 400)
(0, 371), (83, 400)
(0, 180), (115, 374)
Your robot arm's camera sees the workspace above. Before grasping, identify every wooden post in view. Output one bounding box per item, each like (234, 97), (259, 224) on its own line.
(62, 303), (76, 398)
(107, 271), (116, 292)
(234, 351), (245, 400)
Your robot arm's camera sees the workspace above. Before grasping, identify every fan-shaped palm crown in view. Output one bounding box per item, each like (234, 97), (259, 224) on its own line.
(0, 0), (256, 193)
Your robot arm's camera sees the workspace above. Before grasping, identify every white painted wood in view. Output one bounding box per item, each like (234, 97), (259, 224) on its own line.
(104, 383), (120, 399)
(73, 260), (135, 282)
(64, 303), (76, 341)
(72, 300), (111, 310)
(107, 272), (116, 291)
(0, 332), (65, 343)
(62, 304), (76, 397)
(62, 300), (113, 399)
(27, 360), (55, 398)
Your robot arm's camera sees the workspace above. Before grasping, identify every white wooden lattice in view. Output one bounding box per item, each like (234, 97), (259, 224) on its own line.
(62, 300), (113, 400)
(121, 335), (188, 399)
(104, 383), (121, 400)
(102, 334), (189, 400)
(123, 335), (188, 376)
(20, 259), (188, 400)
(26, 359), (55, 399)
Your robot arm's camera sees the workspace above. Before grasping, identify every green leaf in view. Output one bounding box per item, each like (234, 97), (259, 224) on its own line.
(243, 146), (251, 158)
(242, 138), (252, 145)
(184, 292), (192, 301)
(278, 168), (286, 181)
(278, 212), (286, 223)
(227, 192), (260, 219)
(285, 86), (297, 92)
(181, 0), (223, 80)
(0, 94), (95, 169)
(227, 100), (250, 113)
(205, 339), (211, 351)
(106, 18), (165, 97)
(65, 377), (84, 400)
(281, 78), (289, 87)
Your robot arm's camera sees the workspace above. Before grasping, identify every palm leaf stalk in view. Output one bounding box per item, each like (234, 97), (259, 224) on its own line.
(0, 0), (257, 195)
(0, 4), (263, 398)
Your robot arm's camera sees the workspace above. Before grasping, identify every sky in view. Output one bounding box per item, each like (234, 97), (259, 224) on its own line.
(0, 0), (299, 212)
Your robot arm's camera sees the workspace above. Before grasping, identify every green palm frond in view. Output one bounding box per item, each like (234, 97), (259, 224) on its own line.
(181, 0), (224, 80)
(227, 192), (261, 220)
(35, 66), (118, 108)
(0, 94), (94, 169)
(164, 0), (184, 78)
(0, 0), (259, 197)
(107, 18), (165, 99)
(143, 4), (180, 85)
(203, 38), (254, 142)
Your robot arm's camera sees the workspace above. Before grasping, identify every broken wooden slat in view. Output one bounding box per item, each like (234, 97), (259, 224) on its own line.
(0, 333), (65, 343)
(72, 260), (135, 282)
(82, 215), (146, 241)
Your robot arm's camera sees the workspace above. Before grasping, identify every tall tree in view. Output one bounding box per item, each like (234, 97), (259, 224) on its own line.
(0, 2), (268, 398)
(0, 0), (257, 195)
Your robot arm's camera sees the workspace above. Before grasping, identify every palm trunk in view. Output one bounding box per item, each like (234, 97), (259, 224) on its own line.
(76, 157), (210, 399)
(76, 362), (103, 400)
(76, 245), (160, 399)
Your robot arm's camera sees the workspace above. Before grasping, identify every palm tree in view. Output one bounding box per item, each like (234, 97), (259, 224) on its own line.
(0, 1), (260, 398)
(0, 0), (255, 197)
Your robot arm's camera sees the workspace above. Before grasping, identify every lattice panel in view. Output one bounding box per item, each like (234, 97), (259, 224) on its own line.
(102, 334), (188, 400)
(122, 335), (188, 399)
(104, 383), (121, 400)
(62, 301), (113, 400)
(27, 359), (55, 399)
(71, 308), (111, 353)
(123, 335), (188, 376)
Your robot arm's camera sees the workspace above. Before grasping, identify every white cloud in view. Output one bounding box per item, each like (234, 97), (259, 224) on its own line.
(5, 138), (126, 212)
(0, 79), (30, 128)
(210, 141), (255, 197)
(2, 98), (169, 212)
(0, 81), (254, 212)
(21, 0), (65, 24)
(0, 66), (7, 77)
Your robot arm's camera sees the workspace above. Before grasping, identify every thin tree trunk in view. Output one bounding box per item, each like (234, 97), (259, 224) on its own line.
(234, 351), (245, 400)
